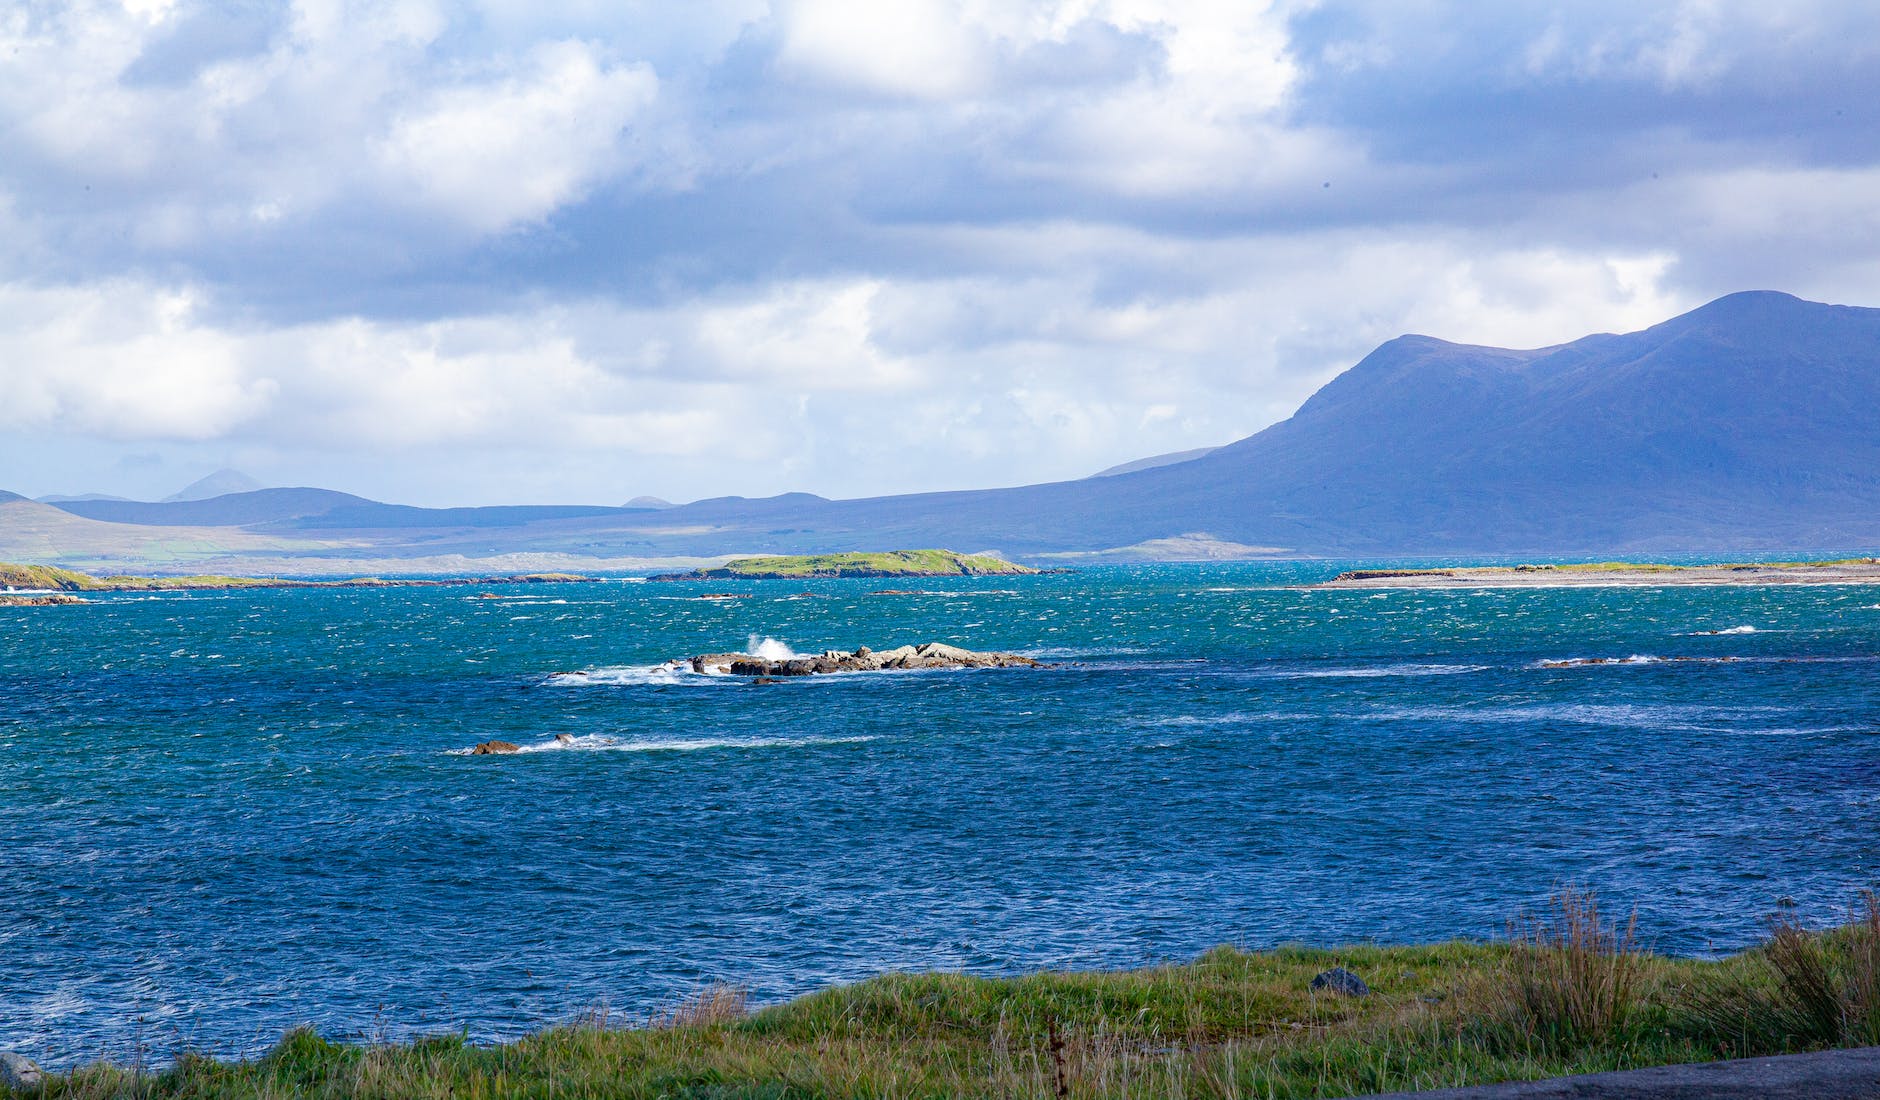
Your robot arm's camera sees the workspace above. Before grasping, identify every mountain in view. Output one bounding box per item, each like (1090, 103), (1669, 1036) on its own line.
(21, 291), (1880, 568)
(580, 290), (1880, 556)
(37, 492), (135, 503)
(164, 469), (266, 502)
(1089, 447), (1219, 478)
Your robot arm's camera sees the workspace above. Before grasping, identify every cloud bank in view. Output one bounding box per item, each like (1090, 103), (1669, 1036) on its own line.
(2, 0), (1876, 504)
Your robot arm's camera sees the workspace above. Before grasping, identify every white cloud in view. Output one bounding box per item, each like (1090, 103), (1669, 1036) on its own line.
(0, 282), (272, 440)
(0, 234), (1708, 503)
(377, 40), (659, 233)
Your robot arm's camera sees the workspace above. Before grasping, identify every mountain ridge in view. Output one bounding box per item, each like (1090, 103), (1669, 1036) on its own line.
(15, 291), (1880, 568)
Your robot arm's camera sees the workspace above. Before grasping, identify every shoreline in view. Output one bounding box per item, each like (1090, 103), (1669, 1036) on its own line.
(1316, 558), (1880, 589)
(8, 898), (1877, 1099)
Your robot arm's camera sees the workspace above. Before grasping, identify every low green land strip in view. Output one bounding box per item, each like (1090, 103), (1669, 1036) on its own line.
(0, 561), (597, 592)
(17, 894), (1880, 1099)
(652, 549), (1039, 581)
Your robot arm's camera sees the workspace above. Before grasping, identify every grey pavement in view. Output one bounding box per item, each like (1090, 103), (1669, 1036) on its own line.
(1358, 1046), (1880, 1099)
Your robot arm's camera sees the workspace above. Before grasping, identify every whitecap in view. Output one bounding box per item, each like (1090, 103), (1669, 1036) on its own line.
(545, 661), (710, 687)
(1688, 625), (1758, 636)
(450, 734), (877, 755)
(1262, 662), (1490, 679)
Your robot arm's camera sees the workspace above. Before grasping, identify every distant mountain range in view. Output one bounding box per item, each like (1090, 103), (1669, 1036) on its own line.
(6, 291), (1878, 572)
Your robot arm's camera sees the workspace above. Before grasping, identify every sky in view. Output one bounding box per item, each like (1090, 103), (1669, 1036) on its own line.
(2, 0), (1878, 506)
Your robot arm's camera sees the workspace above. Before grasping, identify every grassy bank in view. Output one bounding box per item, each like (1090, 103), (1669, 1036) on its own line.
(13, 891), (1880, 1099)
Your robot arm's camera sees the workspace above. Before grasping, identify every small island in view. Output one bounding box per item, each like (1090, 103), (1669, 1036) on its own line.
(0, 561), (601, 598)
(1317, 557), (1880, 589)
(648, 549), (1040, 581)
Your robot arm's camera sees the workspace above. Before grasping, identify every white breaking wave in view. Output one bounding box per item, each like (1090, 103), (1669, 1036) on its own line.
(545, 661), (709, 687)
(1688, 625), (1758, 636)
(1265, 662), (1490, 679)
(449, 733), (876, 755)
(747, 635), (798, 660)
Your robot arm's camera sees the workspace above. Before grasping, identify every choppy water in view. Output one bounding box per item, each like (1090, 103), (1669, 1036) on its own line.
(4, 562), (1879, 1067)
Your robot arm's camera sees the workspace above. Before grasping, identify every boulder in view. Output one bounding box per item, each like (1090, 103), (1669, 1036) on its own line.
(554, 734), (575, 746)
(0, 1052), (44, 1092)
(692, 653), (752, 674)
(1309, 967), (1370, 997)
(471, 741), (522, 755)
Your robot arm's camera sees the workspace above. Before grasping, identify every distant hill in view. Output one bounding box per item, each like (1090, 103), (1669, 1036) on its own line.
(21, 291), (1880, 567)
(1089, 447), (1218, 478)
(38, 492), (134, 503)
(164, 469), (266, 502)
(48, 488), (637, 531)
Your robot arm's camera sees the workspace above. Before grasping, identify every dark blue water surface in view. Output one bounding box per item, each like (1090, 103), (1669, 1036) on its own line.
(4, 563), (1880, 1066)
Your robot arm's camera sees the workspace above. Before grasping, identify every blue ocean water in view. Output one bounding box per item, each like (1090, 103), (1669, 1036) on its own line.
(3, 562), (1879, 1067)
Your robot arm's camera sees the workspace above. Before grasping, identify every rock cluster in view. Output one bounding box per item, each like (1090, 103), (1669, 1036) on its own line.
(0, 594), (86, 606)
(470, 740), (522, 755)
(691, 643), (1041, 677)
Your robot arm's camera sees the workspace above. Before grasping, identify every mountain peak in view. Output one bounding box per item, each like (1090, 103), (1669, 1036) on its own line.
(163, 469), (267, 503)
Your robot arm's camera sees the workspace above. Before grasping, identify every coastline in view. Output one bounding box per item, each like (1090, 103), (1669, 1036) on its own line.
(1315, 559), (1880, 589)
(9, 899), (1878, 1100)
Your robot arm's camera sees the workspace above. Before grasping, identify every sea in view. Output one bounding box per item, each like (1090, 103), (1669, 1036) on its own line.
(4, 561), (1879, 1067)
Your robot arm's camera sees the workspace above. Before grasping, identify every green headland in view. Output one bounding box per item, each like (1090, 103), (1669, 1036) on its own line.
(649, 549), (1040, 581)
(0, 561), (597, 594)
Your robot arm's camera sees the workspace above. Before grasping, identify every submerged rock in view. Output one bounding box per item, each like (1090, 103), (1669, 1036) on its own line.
(471, 740), (522, 755)
(0, 1052), (44, 1091)
(1309, 967), (1371, 997)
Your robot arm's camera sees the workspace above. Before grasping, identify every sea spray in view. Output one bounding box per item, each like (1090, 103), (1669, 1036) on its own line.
(747, 635), (799, 661)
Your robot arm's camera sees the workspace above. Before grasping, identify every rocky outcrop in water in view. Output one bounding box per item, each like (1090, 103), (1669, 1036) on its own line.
(693, 643), (1041, 677)
(470, 740), (522, 755)
(0, 594), (86, 606)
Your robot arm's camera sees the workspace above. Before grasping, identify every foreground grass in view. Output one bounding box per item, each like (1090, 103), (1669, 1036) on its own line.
(18, 894), (1880, 1100)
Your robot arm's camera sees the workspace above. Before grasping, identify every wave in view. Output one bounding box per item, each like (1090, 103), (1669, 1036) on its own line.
(1687, 625), (1758, 636)
(449, 733), (877, 755)
(1260, 662), (1490, 680)
(545, 661), (713, 687)
(1021, 646), (1150, 659)
(1381, 701), (1794, 733)
(747, 635), (798, 660)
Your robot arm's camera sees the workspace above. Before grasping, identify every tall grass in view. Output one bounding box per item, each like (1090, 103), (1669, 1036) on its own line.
(1491, 887), (1642, 1051)
(1692, 889), (1880, 1055)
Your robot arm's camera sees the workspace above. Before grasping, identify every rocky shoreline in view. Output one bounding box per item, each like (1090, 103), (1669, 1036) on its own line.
(1318, 559), (1880, 589)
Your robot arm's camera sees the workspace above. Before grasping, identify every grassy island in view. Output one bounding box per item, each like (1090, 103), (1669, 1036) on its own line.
(1319, 558), (1880, 589)
(0, 561), (599, 594)
(16, 893), (1880, 1100)
(649, 549), (1039, 581)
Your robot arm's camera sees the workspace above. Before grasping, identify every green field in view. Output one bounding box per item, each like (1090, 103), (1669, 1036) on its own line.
(16, 892), (1879, 1099)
